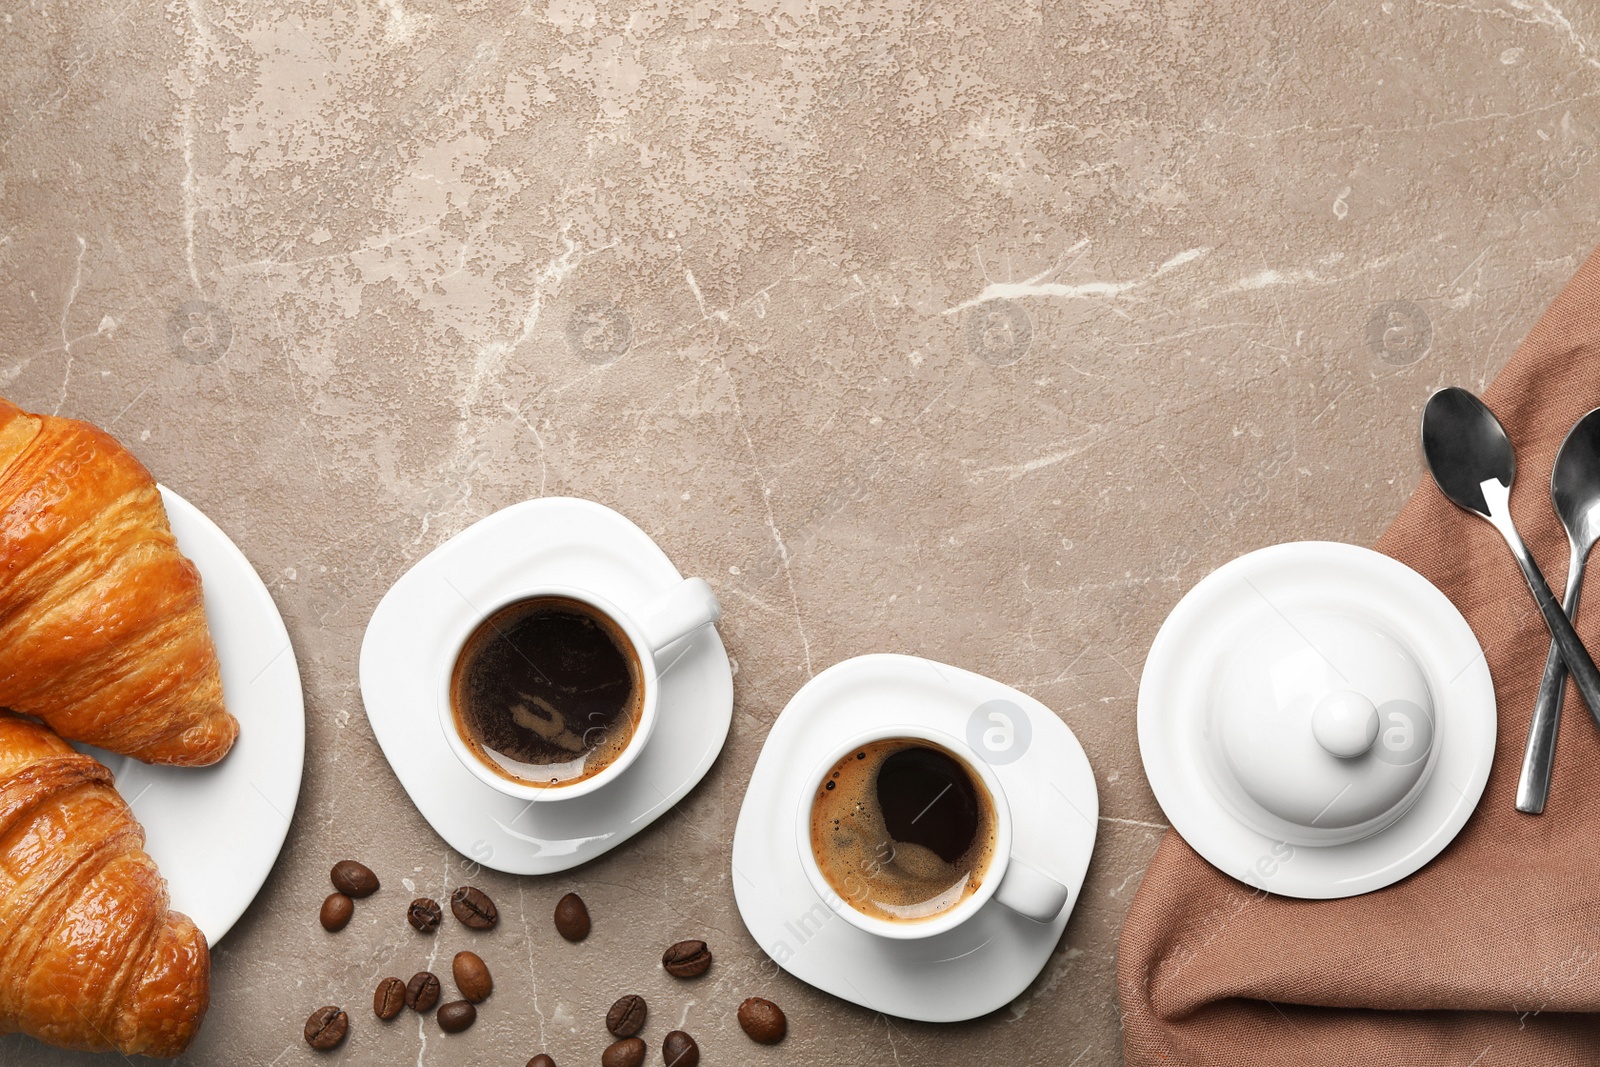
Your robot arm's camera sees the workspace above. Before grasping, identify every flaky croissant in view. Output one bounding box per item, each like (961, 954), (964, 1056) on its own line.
(0, 395), (236, 765)
(0, 713), (210, 1057)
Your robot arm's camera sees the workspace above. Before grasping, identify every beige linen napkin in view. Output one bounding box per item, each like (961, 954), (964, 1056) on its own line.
(1118, 247), (1600, 1065)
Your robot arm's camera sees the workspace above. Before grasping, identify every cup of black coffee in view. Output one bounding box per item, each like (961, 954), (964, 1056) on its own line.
(797, 725), (1068, 937)
(438, 578), (721, 800)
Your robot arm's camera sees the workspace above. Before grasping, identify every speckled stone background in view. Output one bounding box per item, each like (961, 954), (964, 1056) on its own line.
(3, 0), (1599, 1064)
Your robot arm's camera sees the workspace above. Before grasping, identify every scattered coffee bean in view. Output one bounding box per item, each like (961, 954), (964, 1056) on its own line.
(662, 1030), (700, 1067)
(605, 993), (647, 1037)
(408, 897), (443, 933)
(738, 997), (787, 1044)
(600, 1037), (646, 1067)
(405, 971), (441, 1013)
(553, 892), (590, 942)
(437, 1000), (477, 1033)
(319, 892), (353, 932)
(451, 885), (498, 929)
(331, 859), (380, 898)
(661, 940), (712, 978)
(452, 950), (493, 1003)
(373, 977), (406, 1020)
(303, 1006), (348, 1051)
(526, 1057), (556, 1067)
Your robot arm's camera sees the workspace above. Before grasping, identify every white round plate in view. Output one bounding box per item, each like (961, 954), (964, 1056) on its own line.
(358, 497), (733, 876)
(731, 654), (1097, 1023)
(1138, 541), (1496, 899)
(78, 487), (305, 945)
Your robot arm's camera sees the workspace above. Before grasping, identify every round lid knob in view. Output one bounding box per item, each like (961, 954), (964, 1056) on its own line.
(1209, 612), (1437, 846)
(1312, 691), (1380, 758)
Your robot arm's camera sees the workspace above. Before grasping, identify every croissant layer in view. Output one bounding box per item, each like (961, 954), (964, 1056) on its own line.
(0, 395), (237, 765)
(0, 714), (210, 1057)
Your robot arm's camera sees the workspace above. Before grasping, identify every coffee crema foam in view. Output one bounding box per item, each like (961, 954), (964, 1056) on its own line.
(450, 596), (643, 788)
(809, 739), (996, 923)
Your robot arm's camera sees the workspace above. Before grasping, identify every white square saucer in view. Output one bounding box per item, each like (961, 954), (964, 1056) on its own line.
(359, 497), (733, 875)
(730, 654), (1098, 1022)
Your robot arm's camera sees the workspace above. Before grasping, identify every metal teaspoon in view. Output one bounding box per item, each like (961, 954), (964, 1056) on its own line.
(1516, 406), (1600, 813)
(1420, 388), (1600, 745)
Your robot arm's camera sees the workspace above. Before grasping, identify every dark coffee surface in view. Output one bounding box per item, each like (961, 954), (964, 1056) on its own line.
(876, 746), (982, 863)
(810, 739), (996, 923)
(451, 596), (642, 786)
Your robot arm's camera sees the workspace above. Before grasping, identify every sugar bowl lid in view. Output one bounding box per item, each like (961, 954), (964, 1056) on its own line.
(1138, 542), (1496, 899)
(1210, 612), (1436, 846)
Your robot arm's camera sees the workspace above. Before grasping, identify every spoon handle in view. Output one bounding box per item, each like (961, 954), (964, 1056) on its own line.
(1516, 552), (1588, 814)
(1503, 530), (1600, 729)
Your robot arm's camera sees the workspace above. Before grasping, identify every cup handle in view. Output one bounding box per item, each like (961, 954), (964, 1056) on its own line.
(636, 578), (723, 653)
(994, 856), (1069, 923)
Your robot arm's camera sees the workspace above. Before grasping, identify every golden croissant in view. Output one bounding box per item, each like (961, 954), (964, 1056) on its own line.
(0, 713), (210, 1056)
(0, 395), (237, 765)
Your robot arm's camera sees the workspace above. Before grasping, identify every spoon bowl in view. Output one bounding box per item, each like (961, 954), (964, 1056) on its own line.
(1552, 409), (1600, 550)
(1422, 387), (1516, 515)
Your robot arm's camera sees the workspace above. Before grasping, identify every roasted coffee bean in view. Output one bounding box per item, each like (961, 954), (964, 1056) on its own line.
(600, 1037), (646, 1067)
(303, 1006), (347, 1051)
(526, 1056), (556, 1067)
(452, 950), (492, 1003)
(437, 1000), (477, 1033)
(319, 892), (353, 932)
(373, 977), (406, 1020)
(661, 940), (712, 978)
(405, 971), (441, 1013)
(408, 897), (442, 933)
(552, 892), (590, 942)
(737, 997), (787, 1043)
(662, 1030), (700, 1067)
(331, 859), (380, 898)
(451, 885), (498, 929)
(605, 993), (647, 1037)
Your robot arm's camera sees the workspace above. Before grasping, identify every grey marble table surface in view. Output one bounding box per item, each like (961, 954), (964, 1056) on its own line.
(3, 1), (1598, 1064)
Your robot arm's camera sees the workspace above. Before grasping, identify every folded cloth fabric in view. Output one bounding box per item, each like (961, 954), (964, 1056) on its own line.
(1118, 246), (1600, 1066)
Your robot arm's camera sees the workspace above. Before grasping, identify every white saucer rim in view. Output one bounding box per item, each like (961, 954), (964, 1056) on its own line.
(1137, 540), (1496, 899)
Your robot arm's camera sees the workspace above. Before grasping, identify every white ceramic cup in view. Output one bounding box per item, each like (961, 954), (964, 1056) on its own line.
(795, 724), (1069, 939)
(438, 578), (722, 802)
